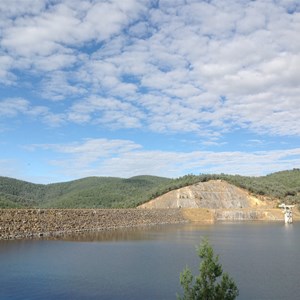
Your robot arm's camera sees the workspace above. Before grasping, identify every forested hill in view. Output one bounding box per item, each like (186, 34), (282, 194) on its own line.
(0, 176), (172, 208)
(0, 169), (300, 209)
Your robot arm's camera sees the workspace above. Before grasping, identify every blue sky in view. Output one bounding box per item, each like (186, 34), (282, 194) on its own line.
(1, 0), (300, 183)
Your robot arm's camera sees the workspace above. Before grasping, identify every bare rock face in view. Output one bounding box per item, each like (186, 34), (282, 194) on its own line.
(138, 180), (273, 209)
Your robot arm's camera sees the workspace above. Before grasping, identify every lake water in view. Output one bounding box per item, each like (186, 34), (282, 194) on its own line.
(0, 222), (299, 300)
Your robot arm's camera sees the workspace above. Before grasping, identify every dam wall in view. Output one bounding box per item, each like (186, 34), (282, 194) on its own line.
(0, 208), (186, 240)
(1, 208), (295, 240)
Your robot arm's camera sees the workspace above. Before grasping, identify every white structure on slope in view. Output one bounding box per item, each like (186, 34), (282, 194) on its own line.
(279, 203), (295, 224)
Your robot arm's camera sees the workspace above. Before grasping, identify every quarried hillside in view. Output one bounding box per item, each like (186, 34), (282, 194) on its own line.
(138, 180), (276, 209)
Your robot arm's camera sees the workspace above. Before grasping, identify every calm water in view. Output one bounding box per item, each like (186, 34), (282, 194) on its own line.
(0, 222), (299, 300)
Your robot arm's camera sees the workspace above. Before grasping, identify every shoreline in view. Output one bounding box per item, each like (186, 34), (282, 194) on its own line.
(1, 208), (297, 240)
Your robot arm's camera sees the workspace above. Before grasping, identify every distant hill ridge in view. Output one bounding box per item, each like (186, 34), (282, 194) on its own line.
(0, 169), (299, 209)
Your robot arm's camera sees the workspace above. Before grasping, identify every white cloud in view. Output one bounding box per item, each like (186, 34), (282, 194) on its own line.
(0, 98), (65, 126)
(34, 53), (77, 72)
(1, 0), (145, 55)
(0, 0), (300, 138)
(0, 0), (146, 85)
(25, 138), (300, 180)
(0, 0), (45, 33)
(68, 95), (144, 128)
(40, 70), (87, 101)
(0, 98), (30, 116)
(0, 55), (15, 84)
(29, 138), (142, 175)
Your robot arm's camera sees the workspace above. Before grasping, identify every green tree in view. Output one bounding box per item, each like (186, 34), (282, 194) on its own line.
(178, 239), (239, 300)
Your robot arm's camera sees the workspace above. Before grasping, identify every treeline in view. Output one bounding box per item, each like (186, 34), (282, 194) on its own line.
(0, 169), (299, 209)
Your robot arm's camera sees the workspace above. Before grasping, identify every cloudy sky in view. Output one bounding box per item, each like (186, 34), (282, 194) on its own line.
(0, 0), (300, 183)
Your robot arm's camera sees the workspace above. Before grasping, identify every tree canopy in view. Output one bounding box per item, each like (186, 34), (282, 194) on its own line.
(178, 239), (239, 300)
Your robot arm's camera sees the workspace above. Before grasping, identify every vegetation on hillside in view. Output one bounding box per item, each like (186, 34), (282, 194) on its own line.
(0, 175), (171, 208)
(0, 169), (299, 209)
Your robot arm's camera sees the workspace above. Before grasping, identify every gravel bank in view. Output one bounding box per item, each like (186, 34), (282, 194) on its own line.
(0, 208), (187, 240)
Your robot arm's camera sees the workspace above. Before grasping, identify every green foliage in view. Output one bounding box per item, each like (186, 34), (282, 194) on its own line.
(219, 169), (300, 205)
(0, 175), (171, 208)
(0, 193), (25, 208)
(178, 239), (239, 300)
(0, 177), (43, 207)
(0, 169), (299, 208)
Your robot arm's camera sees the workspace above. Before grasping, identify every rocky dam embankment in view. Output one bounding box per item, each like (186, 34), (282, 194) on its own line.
(0, 208), (187, 240)
(1, 207), (295, 241)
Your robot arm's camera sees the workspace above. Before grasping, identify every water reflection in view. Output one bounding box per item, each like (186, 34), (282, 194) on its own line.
(284, 223), (294, 230)
(50, 226), (158, 242)
(47, 223), (214, 242)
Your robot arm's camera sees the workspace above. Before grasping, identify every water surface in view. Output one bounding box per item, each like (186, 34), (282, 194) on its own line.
(0, 222), (299, 299)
